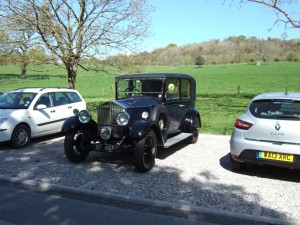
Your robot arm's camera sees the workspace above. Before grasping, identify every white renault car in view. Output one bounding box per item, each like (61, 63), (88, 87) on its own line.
(230, 92), (300, 171)
(0, 87), (86, 148)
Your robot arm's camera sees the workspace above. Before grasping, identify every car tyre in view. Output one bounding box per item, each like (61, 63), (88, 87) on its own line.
(134, 129), (157, 172)
(64, 129), (89, 163)
(187, 116), (200, 144)
(230, 154), (246, 171)
(11, 124), (30, 148)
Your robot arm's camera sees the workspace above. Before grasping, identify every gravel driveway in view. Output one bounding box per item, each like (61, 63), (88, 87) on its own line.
(0, 134), (299, 224)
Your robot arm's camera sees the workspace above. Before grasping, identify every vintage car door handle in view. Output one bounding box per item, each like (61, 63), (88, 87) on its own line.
(50, 110), (56, 113)
(68, 106), (72, 109)
(178, 104), (185, 107)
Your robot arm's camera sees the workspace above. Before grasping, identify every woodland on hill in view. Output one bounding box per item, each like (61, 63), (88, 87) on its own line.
(132, 36), (300, 66)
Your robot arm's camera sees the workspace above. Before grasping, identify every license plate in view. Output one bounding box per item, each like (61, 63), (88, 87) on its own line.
(258, 151), (294, 162)
(94, 143), (117, 152)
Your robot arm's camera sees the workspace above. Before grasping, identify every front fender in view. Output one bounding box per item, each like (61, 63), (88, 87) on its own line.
(62, 117), (98, 137)
(131, 120), (158, 142)
(62, 116), (79, 134)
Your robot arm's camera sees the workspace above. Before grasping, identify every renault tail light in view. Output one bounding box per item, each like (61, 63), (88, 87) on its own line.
(235, 119), (253, 130)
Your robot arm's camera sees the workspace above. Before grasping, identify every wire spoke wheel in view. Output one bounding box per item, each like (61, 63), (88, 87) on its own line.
(64, 129), (89, 163)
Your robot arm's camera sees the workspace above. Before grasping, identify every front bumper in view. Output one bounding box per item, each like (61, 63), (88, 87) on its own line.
(0, 128), (12, 143)
(230, 128), (300, 169)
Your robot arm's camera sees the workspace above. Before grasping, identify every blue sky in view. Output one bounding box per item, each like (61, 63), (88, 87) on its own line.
(143, 0), (300, 51)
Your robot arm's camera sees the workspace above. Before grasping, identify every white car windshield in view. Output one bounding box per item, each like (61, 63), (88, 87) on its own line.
(0, 92), (37, 109)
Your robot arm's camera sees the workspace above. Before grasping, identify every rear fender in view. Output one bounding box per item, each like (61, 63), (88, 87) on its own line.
(180, 109), (201, 133)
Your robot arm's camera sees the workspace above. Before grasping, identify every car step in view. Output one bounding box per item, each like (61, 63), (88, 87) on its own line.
(164, 133), (193, 148)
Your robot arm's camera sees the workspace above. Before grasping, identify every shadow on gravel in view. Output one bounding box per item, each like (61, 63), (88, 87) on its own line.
(0, 139), (293, 223)
(156, 141), (189, 160)
(220, 153), (300, 183)
(86, 140), (190, 171)
(0, 133), (64, 151)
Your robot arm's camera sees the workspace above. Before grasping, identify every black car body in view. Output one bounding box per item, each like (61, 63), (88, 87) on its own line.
(62, 73), (201, 172)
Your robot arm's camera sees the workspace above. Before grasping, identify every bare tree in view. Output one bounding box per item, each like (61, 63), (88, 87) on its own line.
(231, 1), (300, 30)
(1, 0), (153, 89)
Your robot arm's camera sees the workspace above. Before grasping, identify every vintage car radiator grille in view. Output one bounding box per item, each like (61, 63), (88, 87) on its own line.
(97, 107), (124, 138)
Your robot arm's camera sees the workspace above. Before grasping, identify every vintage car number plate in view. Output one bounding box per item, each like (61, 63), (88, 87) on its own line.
(258, 151), (294, 162)
(94, 143), (116, 152)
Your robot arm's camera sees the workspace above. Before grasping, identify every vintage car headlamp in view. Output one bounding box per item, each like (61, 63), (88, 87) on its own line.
(116, 111), (130, 126)
(78, 110), (91, 124)
(100, 126), (112, 140)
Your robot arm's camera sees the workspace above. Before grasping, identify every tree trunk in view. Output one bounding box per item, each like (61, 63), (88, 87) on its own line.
(21, 61), (27, 79)
(67, 63), (78, 89)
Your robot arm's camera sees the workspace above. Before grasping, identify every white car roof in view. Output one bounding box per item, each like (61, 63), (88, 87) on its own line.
(252, 92), (300, 101)
(11, 87), (75, 93)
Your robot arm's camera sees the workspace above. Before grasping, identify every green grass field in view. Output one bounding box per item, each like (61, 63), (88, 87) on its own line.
(1, 62), (300, 135)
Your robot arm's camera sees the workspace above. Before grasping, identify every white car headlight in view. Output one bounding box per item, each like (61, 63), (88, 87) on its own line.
(0, 118), (7, 126)
(116, 111), (130, 126)
(78, 110), (91, 124)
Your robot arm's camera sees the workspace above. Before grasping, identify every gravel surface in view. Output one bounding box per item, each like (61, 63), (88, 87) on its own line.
(0, 134), (299, 223)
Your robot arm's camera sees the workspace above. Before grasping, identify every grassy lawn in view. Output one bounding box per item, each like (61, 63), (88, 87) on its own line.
(1, 62), (299, 135)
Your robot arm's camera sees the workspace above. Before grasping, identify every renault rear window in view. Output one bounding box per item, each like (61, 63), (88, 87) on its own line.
(249, 100), (300, 120)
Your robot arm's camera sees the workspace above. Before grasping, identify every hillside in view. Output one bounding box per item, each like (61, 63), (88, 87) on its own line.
(133, 36), (300, 66)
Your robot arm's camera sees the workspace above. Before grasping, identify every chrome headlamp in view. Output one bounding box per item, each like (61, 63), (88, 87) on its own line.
(116, 111), (130, 126)
(100, 126), (112, 140)
(141, 111), (149, 120)
(78, 110), (91, 124)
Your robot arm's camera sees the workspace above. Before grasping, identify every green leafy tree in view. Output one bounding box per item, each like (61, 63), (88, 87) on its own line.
(195, 56), (205, 67)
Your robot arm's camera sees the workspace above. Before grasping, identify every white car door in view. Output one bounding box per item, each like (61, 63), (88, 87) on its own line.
(51, 91), (86, 130)
(29, 93), (58, 136)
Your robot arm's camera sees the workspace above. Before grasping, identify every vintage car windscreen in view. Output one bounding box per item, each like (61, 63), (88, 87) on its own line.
(249, 99), (300, 120)
(117, 79), (163, 99)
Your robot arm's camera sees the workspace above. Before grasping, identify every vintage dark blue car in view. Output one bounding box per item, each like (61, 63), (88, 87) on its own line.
(62, 73), (201, 172)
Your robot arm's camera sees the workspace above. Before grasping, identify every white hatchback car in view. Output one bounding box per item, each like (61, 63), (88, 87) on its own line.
(0, 87), (86, 148)
(230, 92), (300, 171)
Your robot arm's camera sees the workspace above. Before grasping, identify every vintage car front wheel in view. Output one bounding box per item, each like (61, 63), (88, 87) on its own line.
(64, 129), (89, 163)
(134, 129), (157, 172)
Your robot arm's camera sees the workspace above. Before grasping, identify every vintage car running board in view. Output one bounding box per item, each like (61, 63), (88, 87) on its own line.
(164, 133), (193, 148)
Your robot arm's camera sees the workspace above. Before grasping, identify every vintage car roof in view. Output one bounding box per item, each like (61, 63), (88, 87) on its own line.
(117, 73), (195, 80)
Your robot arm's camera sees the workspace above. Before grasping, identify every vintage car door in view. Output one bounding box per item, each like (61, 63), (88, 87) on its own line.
(165, 78), (191, 134)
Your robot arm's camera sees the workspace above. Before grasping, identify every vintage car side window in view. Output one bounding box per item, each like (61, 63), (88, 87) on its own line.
(140, 80), (163, 98)
(180, 79), (191, 99)
(165, 78), (179, 100)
